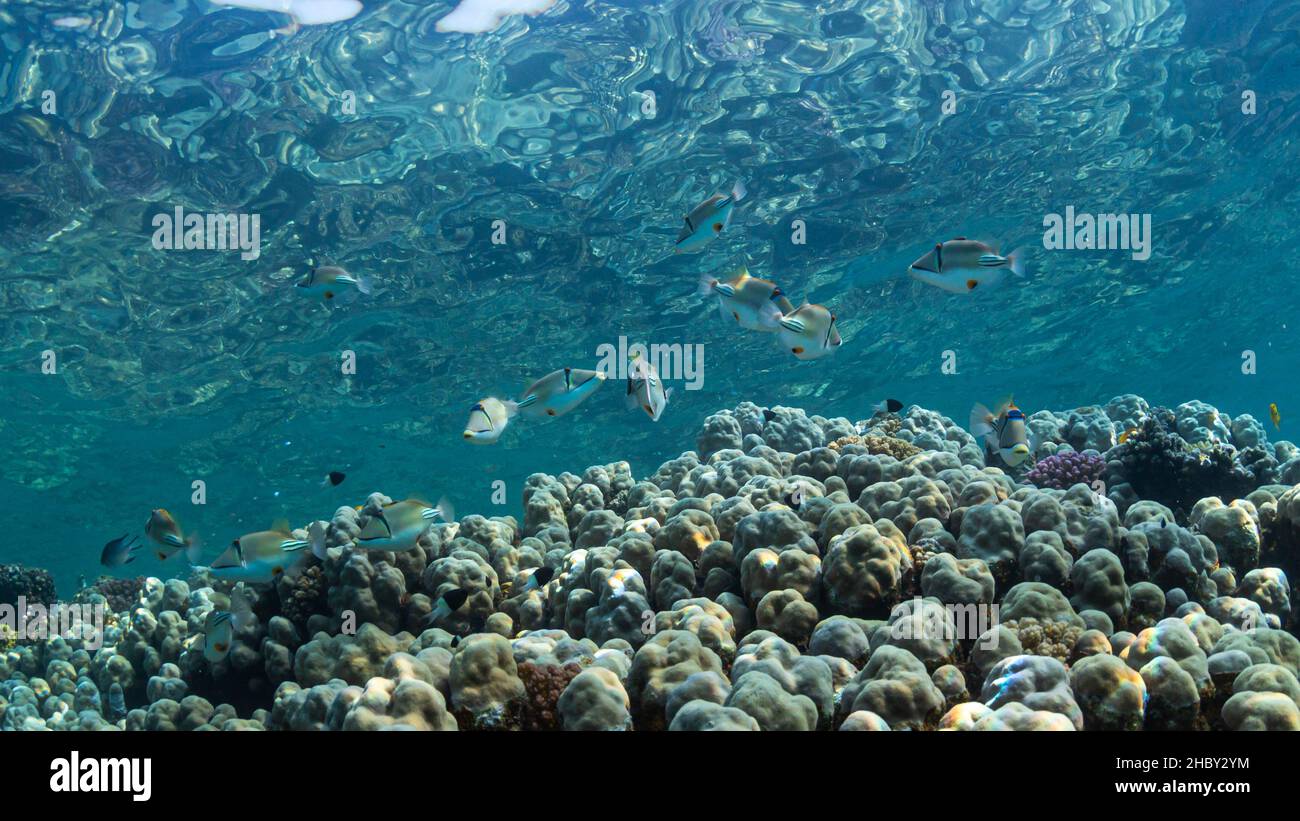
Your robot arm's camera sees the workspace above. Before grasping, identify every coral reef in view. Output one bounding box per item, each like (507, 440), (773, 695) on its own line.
(1025, 451), (1106, 491)
(0, 564), (56, 607)
(6, 396), (1300, 732)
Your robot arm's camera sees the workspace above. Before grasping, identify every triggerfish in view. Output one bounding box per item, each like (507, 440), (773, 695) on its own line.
(198, 521), (312, 584)
(145, 509), (201, 563)
(675, 180), (746, 253)
(463, 397), (518, 444)
(772, 302), (843, 360)
(698, 267), (794, 332)
(295, 265), (372, 300)
(909, 238), (1024, 293)
(626, 352), (671, 421)
(189, 585), (254, 665)
(194, 611), (235, 664)
(354, 498), (454, 551)
(970, 397), (1037, 467)
(516, 368), (605, 419)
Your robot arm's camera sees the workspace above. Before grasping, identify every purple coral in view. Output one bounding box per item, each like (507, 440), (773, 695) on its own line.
(0, 563), (56, 607)
(94, 575), (145, 613)
(1025, 451), (1105, 490)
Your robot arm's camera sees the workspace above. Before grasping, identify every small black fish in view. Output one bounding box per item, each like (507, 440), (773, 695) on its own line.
(321, 471), (346, 487)
(423, 587), (471, 626)
(443, 589), (470, 611)
(524, 566), (555, 591)
(100, 534), (142, 568)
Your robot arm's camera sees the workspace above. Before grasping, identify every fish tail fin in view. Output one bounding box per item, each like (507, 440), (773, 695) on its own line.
(1006, 247), (1026, 277)
(697, 271), (718, 297)
(184, 534), (203, 566)
(308, 522), (328, 561)
(355, 273), (373, 295)
(731, 179), (747, 201)
(436, 495), (456, 525)
(664, 387), (675, 401)
(970, 403), (995, 437)
(502, 399), (520, 419)
(759, 301), (783, 328)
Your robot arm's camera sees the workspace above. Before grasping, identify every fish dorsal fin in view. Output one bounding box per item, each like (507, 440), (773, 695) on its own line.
(271, 518), (292, 534)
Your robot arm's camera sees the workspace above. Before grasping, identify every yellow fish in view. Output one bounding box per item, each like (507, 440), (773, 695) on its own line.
(1270, 403), (1281, 430)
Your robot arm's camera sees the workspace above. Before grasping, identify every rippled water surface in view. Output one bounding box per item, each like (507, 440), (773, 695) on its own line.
(1, 0), (1298, 590)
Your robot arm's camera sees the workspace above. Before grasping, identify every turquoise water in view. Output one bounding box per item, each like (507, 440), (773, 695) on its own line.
(1, 0), (1297, 594)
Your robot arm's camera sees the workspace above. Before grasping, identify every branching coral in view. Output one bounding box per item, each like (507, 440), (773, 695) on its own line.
(1114, 407), (1256, 514)
(92, 575), (145, 613)
(0, 564), (56, 606)
(1025, 451), (1105, 490)
(828, 434), (921, 460)
(518, 660), (583, 731)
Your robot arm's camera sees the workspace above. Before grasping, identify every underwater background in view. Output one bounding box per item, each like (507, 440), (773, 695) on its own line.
(1, 0), (1298, 596)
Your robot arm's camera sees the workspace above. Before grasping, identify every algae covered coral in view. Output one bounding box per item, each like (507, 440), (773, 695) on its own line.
(5, 395), (1300, 733)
